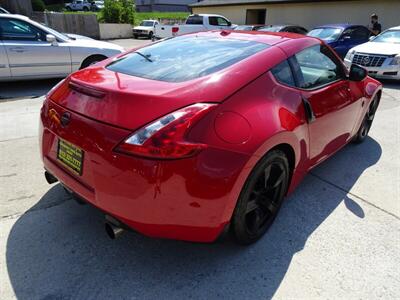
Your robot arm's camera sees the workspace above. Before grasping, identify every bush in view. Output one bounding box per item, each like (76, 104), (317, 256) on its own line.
(103, 0), (135, 24)
(120, 0), (135, 24)
(32, 0), (46, 12)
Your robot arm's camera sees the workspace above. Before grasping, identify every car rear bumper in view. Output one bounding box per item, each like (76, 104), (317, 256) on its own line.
(40, 99), (250, 242)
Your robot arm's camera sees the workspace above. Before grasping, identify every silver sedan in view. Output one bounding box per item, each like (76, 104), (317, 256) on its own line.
(0, 14), (124, 81)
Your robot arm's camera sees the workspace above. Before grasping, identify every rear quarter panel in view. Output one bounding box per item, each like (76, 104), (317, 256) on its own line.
(189, 71), (310, 222)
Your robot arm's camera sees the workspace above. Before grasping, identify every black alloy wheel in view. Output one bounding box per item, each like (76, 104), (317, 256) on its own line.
(354, 96), (379, 143)
(231, 150), (290, 244)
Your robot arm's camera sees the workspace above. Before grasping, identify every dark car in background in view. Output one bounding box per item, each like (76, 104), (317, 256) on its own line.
(308, 24), (371, 59)
(257, 25), (308, 35)
(234, 25), (265, 31)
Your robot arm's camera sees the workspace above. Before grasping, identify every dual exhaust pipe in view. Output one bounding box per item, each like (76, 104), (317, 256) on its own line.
(44, 171), (125, 240)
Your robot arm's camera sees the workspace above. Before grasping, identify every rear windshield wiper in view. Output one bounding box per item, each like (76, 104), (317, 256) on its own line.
(135, 51), (153, 62)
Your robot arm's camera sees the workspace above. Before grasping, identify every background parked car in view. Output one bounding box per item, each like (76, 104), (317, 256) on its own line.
(91, 0), (104, 11)
(133, 20), (159, 39)
(0, 14), (124, 81)
(65, 0), (92, 11)
(154, 14), (235, 39)
(234, 25), (265, 31)
(344, 26), (400, 80)
(307, 24), (371, 59)
(257, 25), (308, 35)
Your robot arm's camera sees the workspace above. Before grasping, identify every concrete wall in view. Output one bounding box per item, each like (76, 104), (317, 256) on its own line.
(99, 24), (133, 40)
(0, 0), (32, 16)
(192, 0), (400, 31)
(32, 12), (101, 39)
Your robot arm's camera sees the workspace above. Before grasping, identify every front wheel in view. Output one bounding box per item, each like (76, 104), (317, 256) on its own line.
(231, 150), (290, 245)
(353, 96), (379, 144)
(80, 55), (107, 69)
(148, 31), (153, 39)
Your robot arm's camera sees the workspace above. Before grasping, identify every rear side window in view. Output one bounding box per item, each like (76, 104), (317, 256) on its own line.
(186, 16), (203, 25)
(107, 36), (269, 83)
(271, 60), (296, 87)
(343, 27), (370, 40)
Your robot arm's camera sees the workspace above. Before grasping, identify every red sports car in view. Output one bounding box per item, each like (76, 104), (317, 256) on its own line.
(40, 31), (382, 244)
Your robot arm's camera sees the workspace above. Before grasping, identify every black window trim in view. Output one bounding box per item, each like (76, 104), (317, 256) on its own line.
(289, 44), (348, 91)
(270, 58), (297, 89)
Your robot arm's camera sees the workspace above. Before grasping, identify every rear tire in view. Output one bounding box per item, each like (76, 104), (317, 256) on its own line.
(353, 96), (379, 144)
(231, 150), (290, 245)
(80, 55), (107, 69)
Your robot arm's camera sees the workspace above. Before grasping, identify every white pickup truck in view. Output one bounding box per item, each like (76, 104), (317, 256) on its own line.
(154, 14), (235, 39)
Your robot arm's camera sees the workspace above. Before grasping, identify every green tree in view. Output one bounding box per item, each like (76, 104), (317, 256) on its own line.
(120, 0), (135, 24)
(32, 0), (46, 11)
(103, 0), (135, 24)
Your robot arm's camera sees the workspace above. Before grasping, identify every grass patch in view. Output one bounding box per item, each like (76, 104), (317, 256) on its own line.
(42, 10), (189, 25)
(133, 12), (189, 26)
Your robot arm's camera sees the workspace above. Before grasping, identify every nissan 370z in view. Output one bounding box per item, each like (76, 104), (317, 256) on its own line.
(40, 31), (382, 244)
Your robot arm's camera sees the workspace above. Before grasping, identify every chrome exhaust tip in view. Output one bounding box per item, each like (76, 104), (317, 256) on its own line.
(105, 222), (124, 240)
(44, 171), (58, 184)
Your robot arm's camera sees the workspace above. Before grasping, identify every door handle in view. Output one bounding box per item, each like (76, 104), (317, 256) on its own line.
(9, 47), (26, 53)
(302, 97), (316, 123)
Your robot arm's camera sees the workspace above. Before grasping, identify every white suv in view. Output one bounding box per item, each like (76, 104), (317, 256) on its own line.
(345, 26), (400, 80)
(65, 0), (92, 12)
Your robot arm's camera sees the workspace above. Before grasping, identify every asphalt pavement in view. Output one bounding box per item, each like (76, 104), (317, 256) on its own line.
(0, 39), (399, 299)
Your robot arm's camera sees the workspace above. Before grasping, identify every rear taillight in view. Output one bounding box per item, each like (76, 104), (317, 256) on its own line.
(115, 103), (216, 159)
(172, 27), (179, 35)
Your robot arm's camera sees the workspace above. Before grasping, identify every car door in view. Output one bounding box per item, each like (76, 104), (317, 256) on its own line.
(0, 17), (71, 79)
(73, 1), (81, 10)
(336, 26), (371, 58)
(292, 44), (362, 166)
(345, 26), (371, 53)
(0, 41), (11, 80)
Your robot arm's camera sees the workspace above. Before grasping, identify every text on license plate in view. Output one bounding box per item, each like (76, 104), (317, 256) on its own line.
(57, 139), (84, 175)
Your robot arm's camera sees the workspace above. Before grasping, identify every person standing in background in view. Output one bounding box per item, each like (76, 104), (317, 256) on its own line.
(369, 14), (382, 36)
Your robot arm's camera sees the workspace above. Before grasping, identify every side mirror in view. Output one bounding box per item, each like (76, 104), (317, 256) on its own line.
(46, 34), (57, 45)
(340, 35), (351, 41)
(349, 64), (367, 81)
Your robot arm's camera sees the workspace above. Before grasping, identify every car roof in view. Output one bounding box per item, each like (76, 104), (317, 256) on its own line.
(0, 13), (30, 20)
(314, 24), (364, 29)
(191, 30), (314, 46)
(190, 14), (226, 18)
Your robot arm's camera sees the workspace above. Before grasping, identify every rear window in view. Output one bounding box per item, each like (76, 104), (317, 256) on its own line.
(186, 16), (203, 25)
(107, 36), (269, 83)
